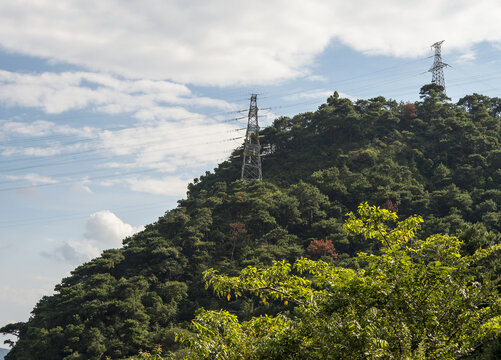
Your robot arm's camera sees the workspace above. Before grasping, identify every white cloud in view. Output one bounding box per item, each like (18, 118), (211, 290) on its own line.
(48, 241), (101, 264)
(5, 173), (58, 185)
(1, 119), (97, 138)
(1, 119), (65, 137)
(97, 119), (242, 173)
(0, 136), (101, 157)
(0, 70), (242, 168)
(1, 115), (241, 194)
(321, 1), (501, 59)
(45, 210), (143, 264)
(2, 144), (67, 157)
(84, 210), (143, 247)
(70, 182), (93, 194)
(457, 50), (477, 62)
(0, 285), (53, 307)
(0, 1), (499, 86)
(126, 176), (190, 196)
(0, 70), (234, 116)
(281, 89), (356, 102)
(281, 89), (333, 102)
(305, 75), (327, 82)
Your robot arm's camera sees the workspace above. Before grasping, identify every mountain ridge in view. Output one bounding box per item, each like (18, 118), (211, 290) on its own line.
(2, 85), (501, 359)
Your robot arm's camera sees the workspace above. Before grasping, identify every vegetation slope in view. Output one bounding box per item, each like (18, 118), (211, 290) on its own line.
(2, 84), (501, 359)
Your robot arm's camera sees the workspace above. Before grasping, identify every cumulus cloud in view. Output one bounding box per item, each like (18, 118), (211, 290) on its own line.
(84, 210), (143, 247)
(46, 210), (143, 264)
(0, 70), (242, 173)
(48, 241), (101, 264)
(0, 1), (499, 86)
(7, 1), (496, 196)
(0, 70), (234, 116)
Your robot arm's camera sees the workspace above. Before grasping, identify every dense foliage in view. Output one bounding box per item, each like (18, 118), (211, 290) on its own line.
(2, 85), (501, 359)
(182, 203), (501, 359)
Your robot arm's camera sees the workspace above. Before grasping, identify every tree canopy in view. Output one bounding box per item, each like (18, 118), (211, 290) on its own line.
(182, 203), (501, 359)
(2, 86), (501, 359)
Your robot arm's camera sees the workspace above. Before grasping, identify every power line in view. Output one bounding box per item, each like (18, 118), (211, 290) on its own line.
(0, 145), (241, 193)
(1, 65), (490, 177)
(0, 55), (434, 150)
(1, 129), (247, 173)
(0, 136), (243, 187)
(2, 45), (500, 189)
(0, 125), (246, 171)
(0, 53), (454, 159)
(0, 117), (247, 165)
(0, 201), (170, 228)
(0, 107), (250, 146)
(258, 56), (430, 102)
(0, 114), (247, 154)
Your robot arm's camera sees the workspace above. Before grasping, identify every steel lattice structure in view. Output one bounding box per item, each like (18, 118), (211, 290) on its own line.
(428, 40), (449, 91)
(241, 94), (262, 182)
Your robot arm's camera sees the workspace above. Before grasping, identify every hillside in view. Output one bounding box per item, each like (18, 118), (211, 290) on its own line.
(2, 84), (501, 359)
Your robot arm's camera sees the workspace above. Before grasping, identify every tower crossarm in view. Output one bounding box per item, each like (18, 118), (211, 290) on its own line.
(428, 40), (449, 91)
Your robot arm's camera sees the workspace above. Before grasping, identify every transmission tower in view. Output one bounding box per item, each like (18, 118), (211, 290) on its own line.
(428, 40), (449, 91)
(241, 94), (262, 182)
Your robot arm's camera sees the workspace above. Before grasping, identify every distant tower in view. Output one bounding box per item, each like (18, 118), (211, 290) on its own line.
(241, 94), (262, 182)
(428, 40), (449, 91)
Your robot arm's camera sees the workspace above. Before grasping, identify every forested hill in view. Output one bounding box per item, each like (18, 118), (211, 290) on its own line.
(2, 84), (501, 359)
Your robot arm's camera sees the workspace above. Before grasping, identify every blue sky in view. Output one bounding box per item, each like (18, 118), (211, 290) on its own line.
(2, 0), (501, 347)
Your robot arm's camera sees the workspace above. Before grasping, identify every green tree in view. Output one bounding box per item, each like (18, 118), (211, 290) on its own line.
(4, 87), (501, 358)
(182, 204), (501, 359)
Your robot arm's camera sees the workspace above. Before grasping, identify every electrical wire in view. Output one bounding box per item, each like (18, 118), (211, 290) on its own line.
(0, 116), (247, 166)
(0, 147), (240, 192)
(2, 46), (500, 192)
(0, 114), (247, 157)
(0, 201), (170, 228)
(0, 136), (243, 187)
(1, 129), (247, 173)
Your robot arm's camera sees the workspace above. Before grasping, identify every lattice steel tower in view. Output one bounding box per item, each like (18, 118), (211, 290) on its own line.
(428, 40), (449, 91)
(241, 94), (262, 182)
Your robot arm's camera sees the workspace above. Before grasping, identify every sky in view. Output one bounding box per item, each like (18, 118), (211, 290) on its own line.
(2, 0), (501, 347)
